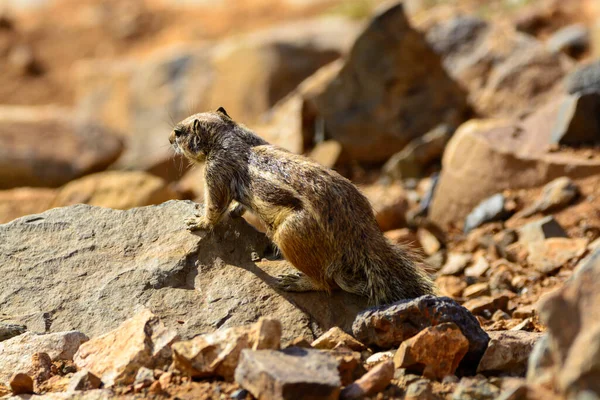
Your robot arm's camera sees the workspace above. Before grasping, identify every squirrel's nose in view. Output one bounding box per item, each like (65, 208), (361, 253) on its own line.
(169, 131), (176, 144)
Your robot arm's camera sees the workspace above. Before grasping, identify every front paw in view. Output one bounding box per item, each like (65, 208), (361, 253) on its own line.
(185, 215), (211, 231)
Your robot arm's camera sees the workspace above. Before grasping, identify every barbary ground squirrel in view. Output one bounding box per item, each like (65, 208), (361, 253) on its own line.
(169, 108), (435, 305)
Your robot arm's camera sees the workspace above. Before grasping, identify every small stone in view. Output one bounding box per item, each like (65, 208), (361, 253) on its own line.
(527, 238), (588, 274)
(511, 275), (529, 291)
(494, 230), (518, 258)
(0, 331), (88, 385)
(30, 352), (52, 389)
(491, 310), (511, 322)
(0, 383), (10, 397)
(332, 348), (364, 386)
(436, 276), (467, 298)
(311, 327), (365, 352)
(74, 308), (178, 386)
(550, 92), (600, 146)
(443, 374), (459, 384)
(148, 380), (163, 394)
(439, 253), (472, 276)
(477, 331), (544, 376)
(9, 373), (34, 395)
(158, 372), (172, 388)
(340, 360), (394, 399)
(425, 251), (446, 271)
(231, 388), (250, 400)
(172, 318), (281, 381)
(234, 348), (341, 400)
(463, 283), (490, 299)
(0, 323), (27, 342)
(365, 351), (395, 369)
(465, 256), (491, 278)
(452, 378), (500, 400)
(512, 305), (536, 319)
(394, 322), (469, 380)
(405, 379), (434, 400)
(67, 370), (102, 392)
(464, 194), (509, 233)
(488, 265), (517, 293)
(462, 295), (509, 316)
(395, 369), (423, 387)
(134, 367), (155, 388)
(510, 318), (534, 332)
(418, 228), (442, 256)
(34, 375), (70, 394)
(521, 177), (578, 217)
(518, 216), (567, 246)
(353, 295), (489, 376)
(505, 242), (528, 264)
(287, 336), (312, 349)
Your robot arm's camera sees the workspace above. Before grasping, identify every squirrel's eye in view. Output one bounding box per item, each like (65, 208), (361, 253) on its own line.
(174, 128), (184, 137)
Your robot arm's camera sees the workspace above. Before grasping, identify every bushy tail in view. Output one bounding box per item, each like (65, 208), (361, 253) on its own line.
(366, 243), (436, 306)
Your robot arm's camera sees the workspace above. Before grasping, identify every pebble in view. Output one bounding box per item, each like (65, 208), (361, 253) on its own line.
(340, 360), (394, 399)
(235, 348), (341, 400)
(9, 373), (34, 395)
(394, 322), (469, 380)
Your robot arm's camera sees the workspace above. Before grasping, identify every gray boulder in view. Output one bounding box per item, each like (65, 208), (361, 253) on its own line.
(0, 201), (368, 342)
(306, 2), (469, 163)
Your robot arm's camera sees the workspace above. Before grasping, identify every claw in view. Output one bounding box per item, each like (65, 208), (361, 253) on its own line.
(274, 272), (304, 290)
(185, 216), (208, 231)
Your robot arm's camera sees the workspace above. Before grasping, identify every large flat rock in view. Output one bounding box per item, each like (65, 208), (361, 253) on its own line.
(0, 201), (367, 342)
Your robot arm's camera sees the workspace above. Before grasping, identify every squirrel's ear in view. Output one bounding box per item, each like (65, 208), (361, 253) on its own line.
(193, 119), (201, 132)
(216, 107), (230, 118)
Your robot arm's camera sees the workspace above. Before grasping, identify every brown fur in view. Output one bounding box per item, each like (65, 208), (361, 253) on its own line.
(169, 108), (436, 305)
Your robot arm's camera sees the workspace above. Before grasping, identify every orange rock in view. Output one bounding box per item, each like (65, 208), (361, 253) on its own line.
(393, 322), (469, 380)
(9, 373), (33, 395)
(171, 318), (281, 381)
(29, 352), (52, 390)
(435, 276), (467, 298)
(340, 360), (394, 399)
(74, 308), (178, 387)
(311, 327), (365, 352)
(330, 349), (364, 386)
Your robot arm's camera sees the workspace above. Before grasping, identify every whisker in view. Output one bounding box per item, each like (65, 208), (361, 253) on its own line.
(167, 109), (176, 129)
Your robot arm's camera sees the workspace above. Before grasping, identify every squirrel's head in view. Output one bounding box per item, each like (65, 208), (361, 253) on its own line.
(169, 107), (233, 162)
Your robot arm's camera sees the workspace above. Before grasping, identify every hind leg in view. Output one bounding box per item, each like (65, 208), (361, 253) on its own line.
(271, 211), (334, 292)
(274, 272), (324, 292)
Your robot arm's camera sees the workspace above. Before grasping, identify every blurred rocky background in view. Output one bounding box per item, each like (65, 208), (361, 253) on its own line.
(2, 0), (600, 399)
